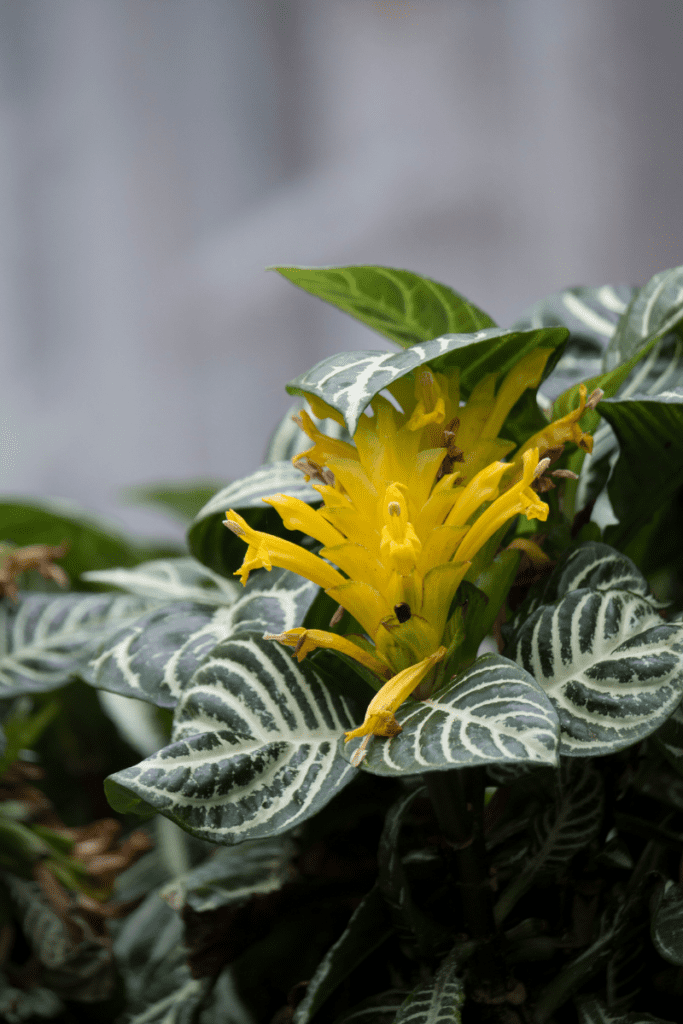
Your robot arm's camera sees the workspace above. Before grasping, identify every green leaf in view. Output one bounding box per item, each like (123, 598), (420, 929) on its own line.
(512, 284), (633, 403)
(0, 592), (153, 697)
(286, 327), (568, 436)
(334, 991), (406, 1024)
(651, 881), (683, 966)
(106, 634), (361, 844)
(0, 699), (59, 774)
(599, 389), (683, 551)
(494, 760), (604, 924)
(273, 264), (496, 349)
(292, 887), (392, 1024)
(86, 566), (318, 708)
(344, 654), (559, 777)
(577, 995), (674, 1024)
(121, 480), (228, 524)
(83, 556), (241, 604)
(160, 834), (295, 913)
(0, 498), (179, 588)
(393, 948), (465, 1024)
(511, 588), (683, 757)
(0, 971), (63, 1021)
(605, 265), (683, 369)
(188, 461), (319, 577)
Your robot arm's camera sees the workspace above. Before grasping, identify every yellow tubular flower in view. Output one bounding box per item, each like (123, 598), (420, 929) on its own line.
(226, 353), (594, 745)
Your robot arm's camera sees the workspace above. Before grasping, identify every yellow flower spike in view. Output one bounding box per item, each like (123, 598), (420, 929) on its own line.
(444, 460), (513, 529)
(262, 494), (345, 548)
(514, 383), (593, 467)
(293, 409), (359, 467)
(407, 368), (447, 432)
(264, 627), (391, 678)
(480, 348), (554, 441)
(344, 646), (447, 742)
(223, 510), (347, 590)
(454, 449), (548, 564)
(379, 485), (422, 575)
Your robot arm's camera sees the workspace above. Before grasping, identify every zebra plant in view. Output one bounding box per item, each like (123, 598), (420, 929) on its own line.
(2, 265), (683, 1023)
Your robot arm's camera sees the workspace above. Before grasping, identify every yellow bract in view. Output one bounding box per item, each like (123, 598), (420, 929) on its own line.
(224, 350), (592, 745)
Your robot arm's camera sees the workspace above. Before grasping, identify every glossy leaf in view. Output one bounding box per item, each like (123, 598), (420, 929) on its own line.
(273, 264), (495, 349)
(511, 586), (683, 757)
(83, 556), (241, 605)
(0, 591), (152, 697)
(86, 567), (318, 708)
(286, 326), (568, 436)
(188, 461), (319, 577)
(105, 634), (360, 844)
(651, 881), (683, 966)
(604, 265), (683, 369)
(344, 654), (559, 777)
(512, 284), (633, 403)
(160, 834), (295, 913)
(292, 887), (392, 1023)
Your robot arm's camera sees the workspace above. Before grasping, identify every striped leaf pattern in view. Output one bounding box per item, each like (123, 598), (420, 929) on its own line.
(188, 460), (319, 577)
(335, 992), (406, 1024)
(273, 264), (496, 349)
(83, 556), (240, 605)
(605, 265), (683, 369)
(86, 567), (318, 708)
(510, 586), (683, 757)
(160, 834), (295, 913)
(0, 592), (152, 697)
(577, 996), (674, 1024)
(393, 951), (465, 1024)
(105, 634), (360, 844)
(651, 881), (683, 966)
(512, 284), (633, 403)
(286, 326), (568, 436)
(344, 654), (559, 777)
(531, 760), (604, 876)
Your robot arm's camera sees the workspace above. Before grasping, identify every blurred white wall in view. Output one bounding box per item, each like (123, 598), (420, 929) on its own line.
(1, 0), (681, 541)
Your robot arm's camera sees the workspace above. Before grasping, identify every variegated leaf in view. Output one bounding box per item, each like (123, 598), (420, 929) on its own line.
(344, 654), (559, 777)
(0, 591), (152, 697)
(512, 284), (633, 403)
(538, 543), (651, 605)
(393, 950), (465, 1024)
(160, 834), (295, 913)
(286, 327), (567, 436)
(83, 556), (240, 605)
(335, 991), (405, 1024)
(577, 995), (674, 1024)
(105, 634), (360, 844)
(511, 588), (683, 756)
(651, 881), (683, 966)
(264, 398), (351, 465)
(605, 265), (683, 369)
(86, 567), (318, 708)
(293, 887), (392, 1024)
(188, 460), (319, 577)
(273, 264), (496, 349)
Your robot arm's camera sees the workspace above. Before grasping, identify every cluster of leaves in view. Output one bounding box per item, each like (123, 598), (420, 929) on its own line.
(1, 264), (683, 1022)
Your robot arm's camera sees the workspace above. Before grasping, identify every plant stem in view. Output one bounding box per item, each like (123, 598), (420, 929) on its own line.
(426, 767), (505, 996)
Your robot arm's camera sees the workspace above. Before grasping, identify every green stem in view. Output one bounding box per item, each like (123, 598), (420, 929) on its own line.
(426, 767), (506, 996)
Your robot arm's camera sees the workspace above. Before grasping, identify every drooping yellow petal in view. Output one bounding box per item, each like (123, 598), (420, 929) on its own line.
(444, 460), (513, 528)
(262, 494), (344, 547)
(293, 409), (359, 467)
(264, 627), (390, 677)
(304, 393), (347, 427)
(514, 383), (593, 466)
(344, 646), (447, 741)
(224, 510), (347, 589)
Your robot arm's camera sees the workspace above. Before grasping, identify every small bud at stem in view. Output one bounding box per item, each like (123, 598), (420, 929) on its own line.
(224, 520), (245, 536)
(585, 388), (604, 411)
(533, 457), (551, 480)
(329, 604), (344, 627)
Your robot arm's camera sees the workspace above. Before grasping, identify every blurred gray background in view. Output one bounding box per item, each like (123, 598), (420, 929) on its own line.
(1, 0), (681, 542)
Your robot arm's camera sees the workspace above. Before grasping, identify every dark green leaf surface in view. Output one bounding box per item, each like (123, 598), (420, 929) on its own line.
(393, 948), (465, 1024)
(577, 995), (674, 1024)
(292, 887), (392, 1024)
(106, 634), (360, 844)
(273, 264), (496, 349)
(286, 327), (568, 436)
(86, 566), (318, 708)
(0, 592), (152, 697)
(344, 654), (559, 777)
